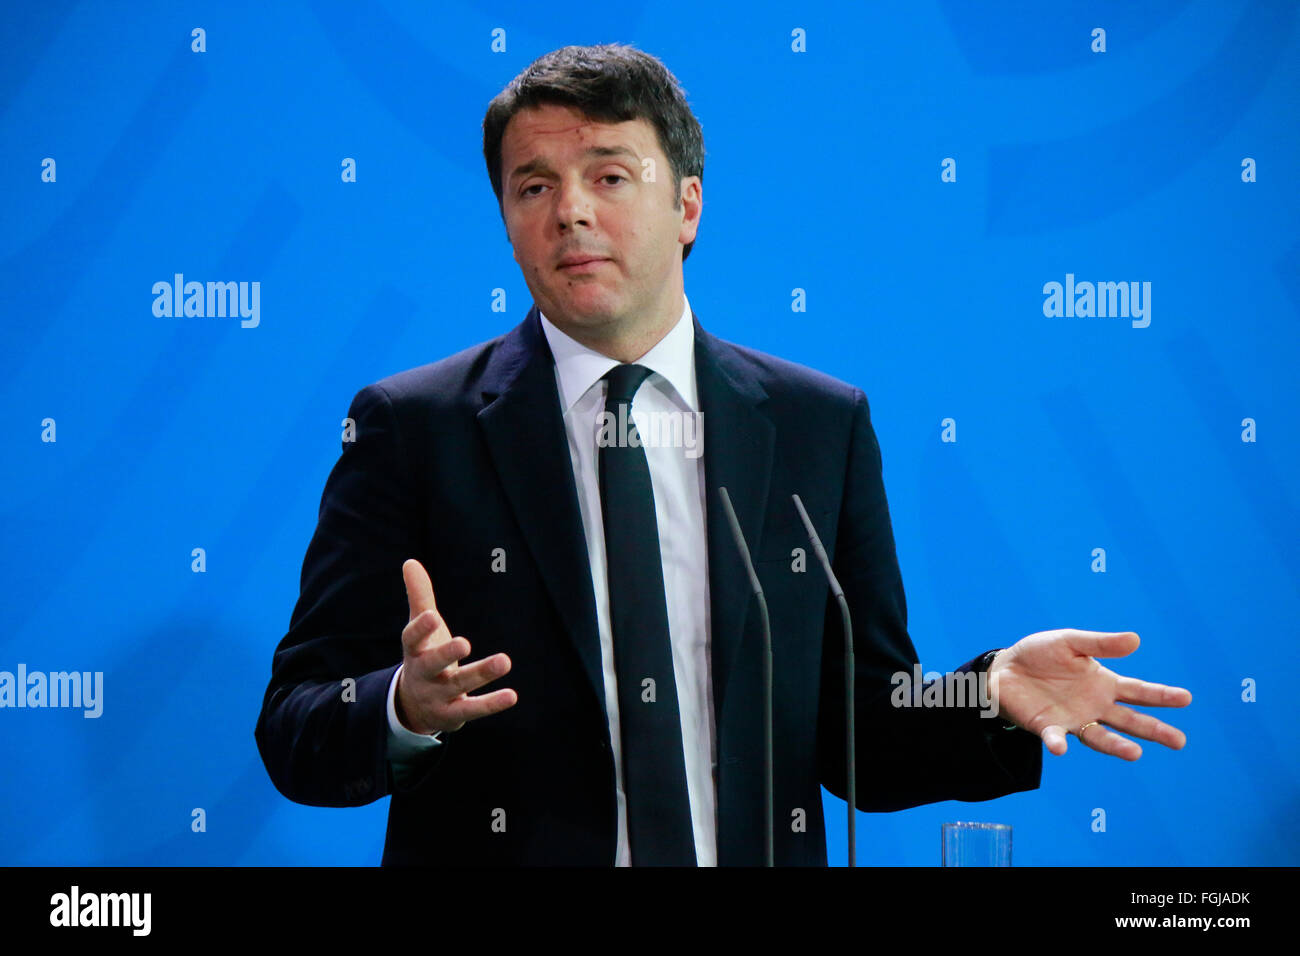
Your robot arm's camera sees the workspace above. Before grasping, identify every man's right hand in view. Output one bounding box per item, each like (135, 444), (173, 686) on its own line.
(395, 558), (517, 734)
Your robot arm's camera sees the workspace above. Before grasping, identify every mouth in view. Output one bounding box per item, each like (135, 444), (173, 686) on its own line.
(557, 256), (610, 272)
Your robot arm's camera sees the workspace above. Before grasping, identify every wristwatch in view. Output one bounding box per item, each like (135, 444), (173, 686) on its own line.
(972, 648), (1020, 732)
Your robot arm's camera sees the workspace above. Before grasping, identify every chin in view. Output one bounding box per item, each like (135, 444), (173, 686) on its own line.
(551, 292), (620, 324)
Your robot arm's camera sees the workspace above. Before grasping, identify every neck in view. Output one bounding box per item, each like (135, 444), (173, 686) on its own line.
(555, 289), (685, 363)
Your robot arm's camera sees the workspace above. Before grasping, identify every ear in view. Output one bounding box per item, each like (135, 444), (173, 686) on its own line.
(677, 175), (702, 248)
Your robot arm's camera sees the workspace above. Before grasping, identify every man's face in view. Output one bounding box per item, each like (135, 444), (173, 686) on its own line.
(499, 102), (701, 344)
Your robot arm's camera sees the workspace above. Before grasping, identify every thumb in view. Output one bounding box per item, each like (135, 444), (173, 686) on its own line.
(402, 558), (439, 626)
(1067, 630), (1139, 659)
(1040, 724), (1069, 757)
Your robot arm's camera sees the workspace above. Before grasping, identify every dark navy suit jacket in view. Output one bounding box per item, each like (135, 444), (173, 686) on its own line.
(254, 305), (1042, 865)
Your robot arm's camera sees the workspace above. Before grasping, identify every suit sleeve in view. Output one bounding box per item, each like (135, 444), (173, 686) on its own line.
(816, 389), (1042, 812)
(254, 383), (449, 807)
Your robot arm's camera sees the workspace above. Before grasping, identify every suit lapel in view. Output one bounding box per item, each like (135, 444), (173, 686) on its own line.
(693, 316), (775, 721)
(476, 306), (607, 719)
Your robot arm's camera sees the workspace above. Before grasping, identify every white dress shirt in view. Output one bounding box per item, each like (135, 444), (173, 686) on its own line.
(385, 293), (718, 866)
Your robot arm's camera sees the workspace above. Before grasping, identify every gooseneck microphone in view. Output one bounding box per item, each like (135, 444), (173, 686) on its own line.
(717, 486), (774, 867)
(792, 493), (856, 868)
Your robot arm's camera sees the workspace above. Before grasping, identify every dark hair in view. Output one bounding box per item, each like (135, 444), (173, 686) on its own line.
(483, 43), (705, 262)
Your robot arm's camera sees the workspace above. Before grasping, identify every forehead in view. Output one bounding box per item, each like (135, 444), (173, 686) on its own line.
(502, 103), (658, 163)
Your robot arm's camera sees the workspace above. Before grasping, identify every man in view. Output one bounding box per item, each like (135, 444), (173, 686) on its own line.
(254, 44), (1191, 866)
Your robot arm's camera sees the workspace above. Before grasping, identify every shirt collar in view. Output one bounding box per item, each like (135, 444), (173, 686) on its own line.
(538, 294), (697, 414)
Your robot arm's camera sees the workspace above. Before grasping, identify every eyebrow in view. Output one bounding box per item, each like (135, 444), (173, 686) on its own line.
(508, 145), (641, 187)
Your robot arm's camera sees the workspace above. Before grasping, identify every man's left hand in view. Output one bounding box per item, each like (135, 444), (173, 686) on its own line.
(986, 630), (1191, 760)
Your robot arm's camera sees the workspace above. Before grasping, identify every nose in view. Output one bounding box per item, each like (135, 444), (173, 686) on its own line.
(554, 177), (593, 233)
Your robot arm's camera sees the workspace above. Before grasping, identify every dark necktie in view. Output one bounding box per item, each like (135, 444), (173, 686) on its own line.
(598, 363), (697, 866)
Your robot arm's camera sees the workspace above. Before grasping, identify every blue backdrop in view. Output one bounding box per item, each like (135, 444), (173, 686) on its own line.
(2, 0), (1296, 866)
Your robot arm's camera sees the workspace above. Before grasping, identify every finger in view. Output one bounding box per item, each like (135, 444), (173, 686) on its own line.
(1067, 630), (1140, 659)
(1040, 724), (1069, 756)
(406, 635), (470, 680)
(401, 607), (451, 657)
(1104, 704), (1187, 750)
(403, 558), (439, 624)
(443, 687), (518, 724)
(1115, 676), (1192, 708)
(1078, 722), (1142, 761)
(440, 653), (512, 696)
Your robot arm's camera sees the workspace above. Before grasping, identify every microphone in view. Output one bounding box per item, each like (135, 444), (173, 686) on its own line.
(717, 486), (774, 867)
(792, 493), (856, 868)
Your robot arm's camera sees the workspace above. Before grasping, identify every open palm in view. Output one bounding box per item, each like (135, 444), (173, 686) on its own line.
(987, 630), (1191, 760)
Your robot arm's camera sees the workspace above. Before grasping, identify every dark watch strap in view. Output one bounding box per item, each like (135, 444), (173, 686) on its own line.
(973, 649), (1020, 731)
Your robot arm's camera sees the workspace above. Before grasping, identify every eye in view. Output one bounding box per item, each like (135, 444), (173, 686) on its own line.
(518, 175), (624, 198)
